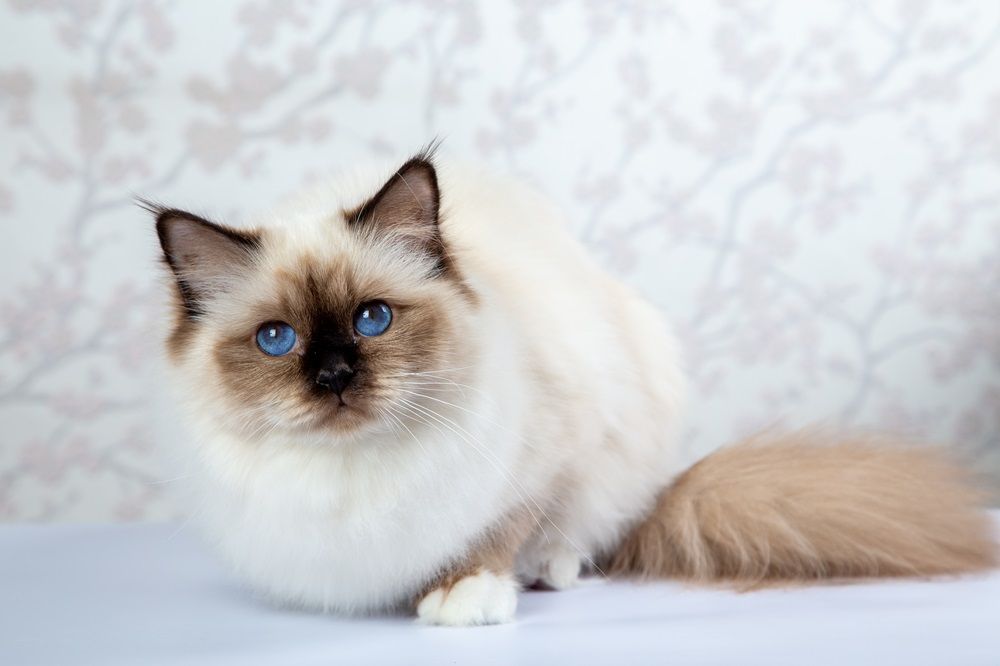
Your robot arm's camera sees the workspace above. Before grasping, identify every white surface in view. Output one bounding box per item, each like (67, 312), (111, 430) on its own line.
(2, 521), (999, 665)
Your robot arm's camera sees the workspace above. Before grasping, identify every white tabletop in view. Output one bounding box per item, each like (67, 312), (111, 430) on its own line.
(2, 519), (999, 666)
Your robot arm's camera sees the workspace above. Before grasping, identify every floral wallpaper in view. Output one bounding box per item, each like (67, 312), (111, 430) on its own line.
(1, 0), (998, 521)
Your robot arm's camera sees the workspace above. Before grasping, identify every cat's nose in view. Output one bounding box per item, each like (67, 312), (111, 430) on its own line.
(315, 358), (355, 395)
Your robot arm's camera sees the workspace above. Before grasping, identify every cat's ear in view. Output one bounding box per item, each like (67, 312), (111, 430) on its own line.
(348, 156), (446, 269)
(147, 203), (261, 317)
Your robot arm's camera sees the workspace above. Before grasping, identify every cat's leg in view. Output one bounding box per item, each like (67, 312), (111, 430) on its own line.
(516, 531), (583, 590)
(535, 540), (583, 589)
(415, 508), (536, 626)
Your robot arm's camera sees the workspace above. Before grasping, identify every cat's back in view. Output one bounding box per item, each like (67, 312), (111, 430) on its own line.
(436, 161), (603, 290)
(437, 161), (682, 432)
(436, 161), (628, 342)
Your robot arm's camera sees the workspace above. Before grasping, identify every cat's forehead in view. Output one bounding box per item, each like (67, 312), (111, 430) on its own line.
(266, 215), (431, 279)
(227, 215), (436, 322)
(204, 160), (453, 324)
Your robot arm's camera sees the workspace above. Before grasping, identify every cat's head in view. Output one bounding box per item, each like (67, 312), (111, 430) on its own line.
(151, 155), (478, 440)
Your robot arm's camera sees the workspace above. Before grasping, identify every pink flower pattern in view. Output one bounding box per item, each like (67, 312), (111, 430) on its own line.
(1, 1), (998, 521)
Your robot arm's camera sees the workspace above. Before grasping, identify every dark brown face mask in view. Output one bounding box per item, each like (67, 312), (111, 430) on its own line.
(148, 151), (475, 436)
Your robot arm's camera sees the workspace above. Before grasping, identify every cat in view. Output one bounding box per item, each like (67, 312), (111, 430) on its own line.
(148, 148), (996, 626)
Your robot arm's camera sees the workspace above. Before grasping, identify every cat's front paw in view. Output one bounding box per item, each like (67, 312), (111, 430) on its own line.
(518, 541), (582, 590)
(538, 548), (581, 590)
(416, 570), (518, 626)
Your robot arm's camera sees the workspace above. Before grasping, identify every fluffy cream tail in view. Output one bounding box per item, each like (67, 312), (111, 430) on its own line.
(609, 434), (997, 584)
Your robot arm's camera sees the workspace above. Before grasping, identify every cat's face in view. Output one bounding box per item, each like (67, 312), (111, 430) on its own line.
(153, 156), (477, 439)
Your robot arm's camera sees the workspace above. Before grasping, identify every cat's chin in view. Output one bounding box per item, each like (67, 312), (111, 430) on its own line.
(314, 404), (374, 434)
(223, 392), (399, 445)
(292, 397), (397, 441)
(254, 414), (382, 448)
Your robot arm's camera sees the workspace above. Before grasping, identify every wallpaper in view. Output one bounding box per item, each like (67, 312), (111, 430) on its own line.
(1, 0), (998, 521)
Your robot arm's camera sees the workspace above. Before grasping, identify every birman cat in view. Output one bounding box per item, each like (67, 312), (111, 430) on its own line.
(149, 149), (996, 626)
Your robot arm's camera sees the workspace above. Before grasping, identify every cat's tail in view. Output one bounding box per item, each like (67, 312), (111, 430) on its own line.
(608, 433), (997, 584)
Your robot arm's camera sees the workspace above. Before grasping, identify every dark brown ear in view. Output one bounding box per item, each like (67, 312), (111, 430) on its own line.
(146, 203), (261, 318)
(348, 156), (446, 272)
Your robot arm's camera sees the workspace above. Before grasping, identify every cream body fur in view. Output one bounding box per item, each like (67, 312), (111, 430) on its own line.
(166, 159), (684, 617)
(157, 155), (994, 626)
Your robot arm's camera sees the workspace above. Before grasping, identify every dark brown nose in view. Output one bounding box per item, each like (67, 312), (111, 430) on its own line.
(315, 356), (355, 395)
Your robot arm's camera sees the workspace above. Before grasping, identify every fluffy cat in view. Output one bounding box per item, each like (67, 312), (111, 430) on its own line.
(149, 149), (996, 626)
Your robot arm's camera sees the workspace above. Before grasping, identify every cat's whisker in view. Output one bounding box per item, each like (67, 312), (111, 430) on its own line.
(388, 370), (482, 390)
(381, 406), (433, 461)
(241, 413), (283, 442)
(390, 378), (466, 389)
(395, 383), (462, 392)
(397, 380), (472, 401)
(393, 399), (546, 537)
(396, 396), (607, 579)
(396, 388), (539, 452)
(223, 402), (291, 441)
(150, 473), (196, 485)
(394, 399), (584, 572)
(374, 409), (400, 435)
(394, 396), (604, 578)
(392, 366), (474, 376)
(394, 398), (547, 524)
(393, 376), (502, 410)
(386, 373), (472, 386)
(167, 496), (207, 542)
(394, 396), (545, 512)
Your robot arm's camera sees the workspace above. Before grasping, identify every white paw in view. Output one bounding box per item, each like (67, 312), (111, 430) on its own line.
(539, 549), (581, 590)
(416, 571), (518, 626)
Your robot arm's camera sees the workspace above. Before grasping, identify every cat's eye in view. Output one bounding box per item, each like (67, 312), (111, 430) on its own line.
(256, 321), (297, 356)
(354, 301), (392, 337)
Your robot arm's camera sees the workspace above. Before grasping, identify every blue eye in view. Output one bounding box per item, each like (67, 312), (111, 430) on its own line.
(354, 301), (392, 337)
(256, 322), (297, 356)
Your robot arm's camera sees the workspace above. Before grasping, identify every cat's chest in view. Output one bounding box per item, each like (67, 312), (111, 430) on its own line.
(195, 425), (521, 612)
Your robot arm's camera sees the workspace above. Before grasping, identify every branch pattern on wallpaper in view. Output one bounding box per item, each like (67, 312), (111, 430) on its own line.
(0, 1), (998, 520)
